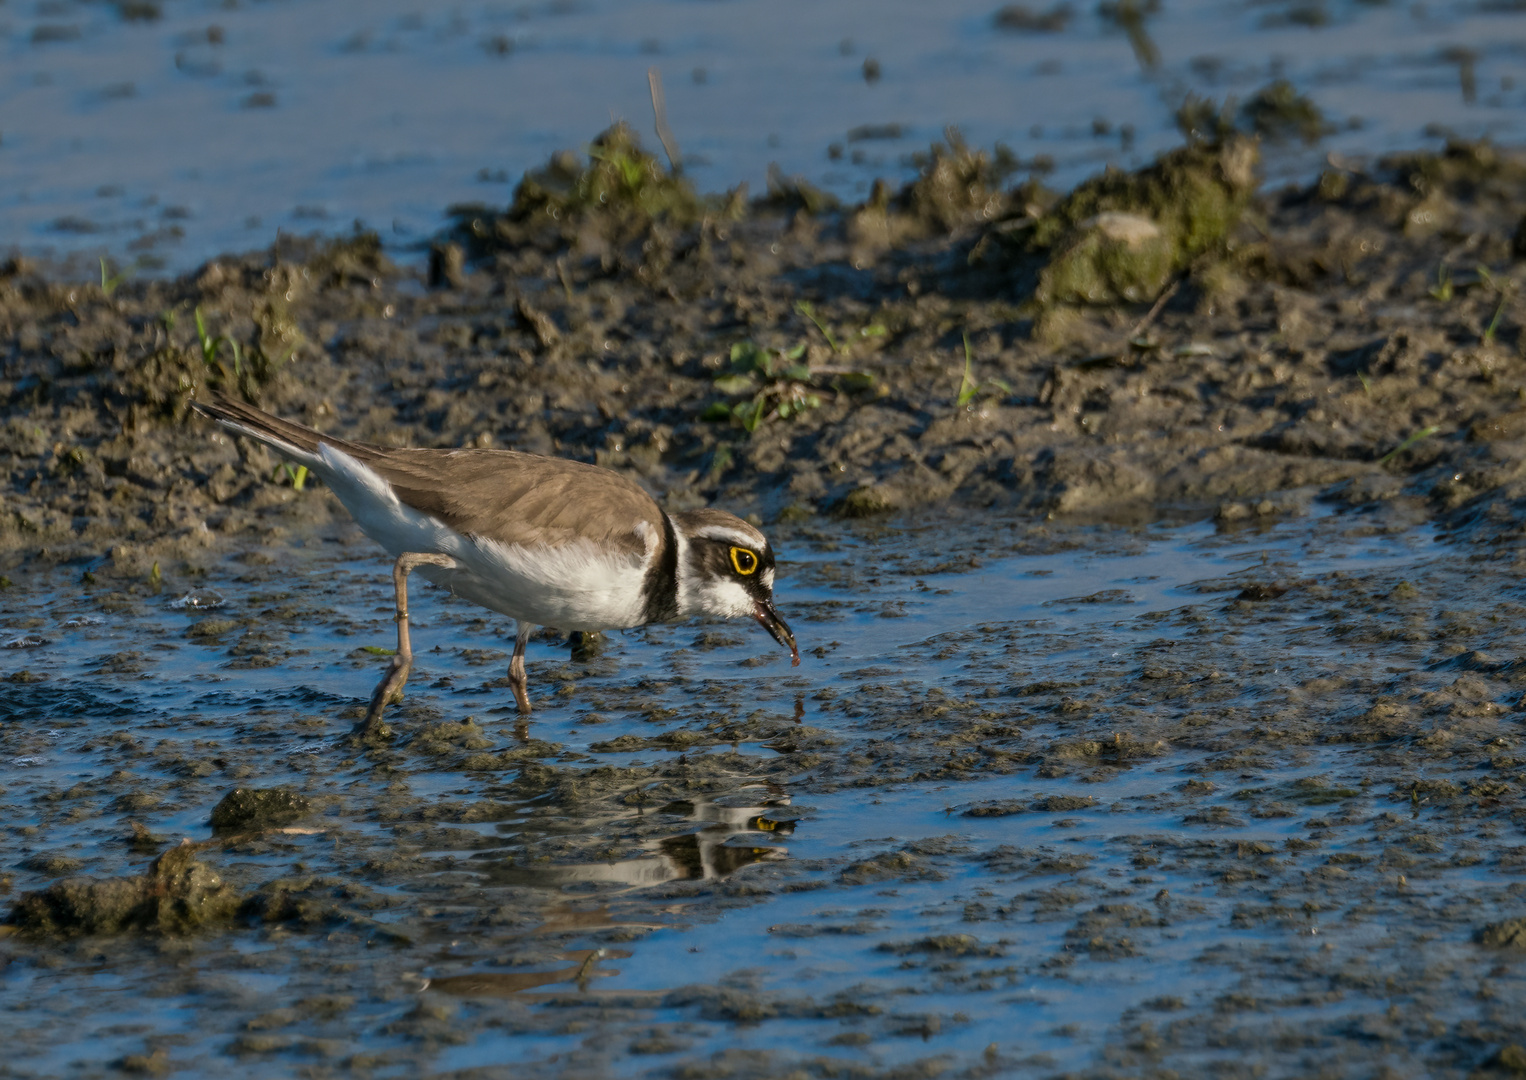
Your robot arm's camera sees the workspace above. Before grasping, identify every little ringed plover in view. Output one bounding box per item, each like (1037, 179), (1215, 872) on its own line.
(194, 393), (798, 735)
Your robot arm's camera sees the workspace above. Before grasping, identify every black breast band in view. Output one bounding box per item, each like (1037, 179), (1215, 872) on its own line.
(641, 511), (681, 623)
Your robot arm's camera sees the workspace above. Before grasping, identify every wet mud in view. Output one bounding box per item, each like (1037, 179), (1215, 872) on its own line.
(3, 132), (1526, 550)
(3, 133), (1526, 1075)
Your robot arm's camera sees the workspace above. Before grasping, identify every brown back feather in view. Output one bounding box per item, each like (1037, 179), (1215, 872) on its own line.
(195, 392), (661, 556)
(373, 450), (659, 556)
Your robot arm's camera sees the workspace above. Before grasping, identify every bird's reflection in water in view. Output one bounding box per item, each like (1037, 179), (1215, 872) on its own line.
(428, 786), (796, 999)
(485, 783), (795, 891)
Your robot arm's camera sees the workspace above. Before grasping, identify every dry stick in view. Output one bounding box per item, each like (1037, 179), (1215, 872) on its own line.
(648, 67), (682, 174)
(1124, 278), (1183, 343)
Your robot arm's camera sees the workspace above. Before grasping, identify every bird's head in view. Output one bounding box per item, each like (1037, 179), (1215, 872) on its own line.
(671, 508), (798, 665)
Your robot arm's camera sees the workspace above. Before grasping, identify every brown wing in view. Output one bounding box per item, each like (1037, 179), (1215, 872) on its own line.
(368, 449), (660, 557)
(195, 392), (661, 556)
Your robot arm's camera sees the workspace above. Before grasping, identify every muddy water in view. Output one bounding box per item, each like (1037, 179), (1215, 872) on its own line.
(7, 500), (1526, 1076)
(5, 0), (1524, 272)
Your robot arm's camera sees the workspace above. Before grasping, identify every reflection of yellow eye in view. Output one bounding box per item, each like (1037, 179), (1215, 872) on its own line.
(729, 547), (758, 575)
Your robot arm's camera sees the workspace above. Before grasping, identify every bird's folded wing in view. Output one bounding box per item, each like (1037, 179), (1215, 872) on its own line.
(195, 392), (660, 557)
(367, 449), (661, 558)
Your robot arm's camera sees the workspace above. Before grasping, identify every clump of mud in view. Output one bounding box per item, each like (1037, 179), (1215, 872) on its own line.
(209, 785), (313, 832)
(446, 121), (712, 264)
(1016, 135), (1259, 306)
(6, 842), (240, 938)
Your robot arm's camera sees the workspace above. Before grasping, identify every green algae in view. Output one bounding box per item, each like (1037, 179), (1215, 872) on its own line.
(1242, 80), (1332, 144)
(896, 129), (1018, 233)
(449, 123), (707, 258)
(1037, 212), (1175, 304)
(1029, 136), (1258, 306)
(513, 122), (703, 225)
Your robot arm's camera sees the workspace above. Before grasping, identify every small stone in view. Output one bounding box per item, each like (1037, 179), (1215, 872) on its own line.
(834, 485), (897, 518)
(19, 852), (87, 877)
(1036, 794), (1095, 812)
(187, 618), (238, 638)
(1079, 211), (1161, 247)
(1497, 1045), (1526, 1074)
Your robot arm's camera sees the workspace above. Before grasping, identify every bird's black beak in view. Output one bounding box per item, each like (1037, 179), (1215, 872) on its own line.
(754, 599), (799, 666)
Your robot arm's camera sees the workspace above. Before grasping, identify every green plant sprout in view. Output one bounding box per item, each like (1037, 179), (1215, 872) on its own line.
(703, 342), (820, 432)
(795, 302), (890, 352)
(794, 301), (843, 353)
(1477, 266), (1512, 346)
(957, 333), (1012, 408)
(702, 340), (879, 433)
(1378, 425), (1441, 465)
(194, 307), (244, 378)
(99, 258), (132, 298)
(1428, 264), (1453, 303)
(272, 462), (309, 491)
(957, 334), (979, 407)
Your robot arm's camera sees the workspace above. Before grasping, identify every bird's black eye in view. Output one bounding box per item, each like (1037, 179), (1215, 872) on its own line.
(729, 546), (758, 575)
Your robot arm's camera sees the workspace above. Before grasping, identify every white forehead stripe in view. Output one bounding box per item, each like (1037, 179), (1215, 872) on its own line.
(693, 525), (764, 549)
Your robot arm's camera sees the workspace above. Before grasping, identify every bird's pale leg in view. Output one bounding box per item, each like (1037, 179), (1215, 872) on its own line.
(356, 552), (456, 738)
(509, 621), (536, 714)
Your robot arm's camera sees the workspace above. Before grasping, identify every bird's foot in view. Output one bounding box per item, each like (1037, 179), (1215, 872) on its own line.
(508, 654), (532, 714)
(348, 714), (393, 745)
(352, 654), (410, 742)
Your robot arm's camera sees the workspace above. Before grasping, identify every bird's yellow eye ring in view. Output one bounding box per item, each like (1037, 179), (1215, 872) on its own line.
(729, 547), (758, 575)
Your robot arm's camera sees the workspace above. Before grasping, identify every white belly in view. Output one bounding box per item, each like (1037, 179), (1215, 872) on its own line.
(419, 542), (647, 630)
(316, 444), (649, 630)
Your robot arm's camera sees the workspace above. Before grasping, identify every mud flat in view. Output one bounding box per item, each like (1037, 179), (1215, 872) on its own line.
(3, 131), (1526, 1076)
(4, 125), (1526, 552)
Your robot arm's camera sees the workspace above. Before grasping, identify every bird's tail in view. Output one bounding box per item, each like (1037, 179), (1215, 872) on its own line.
(193, 392), (365, 470)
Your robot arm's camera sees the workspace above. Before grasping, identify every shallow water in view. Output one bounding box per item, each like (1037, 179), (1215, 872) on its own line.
(3, 0), (1524, 272)
(8, 499), (1526, 1076)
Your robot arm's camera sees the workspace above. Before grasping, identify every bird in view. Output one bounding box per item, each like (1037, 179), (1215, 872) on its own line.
(193, 393), (798, 736)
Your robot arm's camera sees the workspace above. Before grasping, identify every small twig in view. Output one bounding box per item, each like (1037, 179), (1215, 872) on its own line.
(647, 67), (682, 174)
(1125, 278), (1182, 342)
(574, 948), (608, 991)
